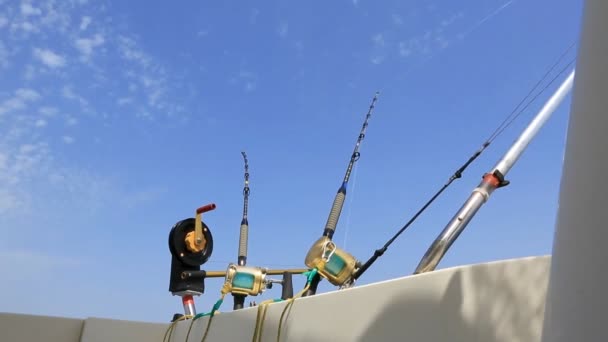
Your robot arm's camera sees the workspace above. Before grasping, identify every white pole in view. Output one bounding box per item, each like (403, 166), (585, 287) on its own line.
(541, 1), (608, 341)
(414, 71), (574, 274)
(492, 71), (574, 175)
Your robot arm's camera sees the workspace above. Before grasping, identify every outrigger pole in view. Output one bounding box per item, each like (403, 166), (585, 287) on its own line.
(414, 69), (575, 274)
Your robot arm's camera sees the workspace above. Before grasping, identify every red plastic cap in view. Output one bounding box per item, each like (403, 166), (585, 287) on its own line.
(182, 295), (195, 305)
(196, 203), (217, 214)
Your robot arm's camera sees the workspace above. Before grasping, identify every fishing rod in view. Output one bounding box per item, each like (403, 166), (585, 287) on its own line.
(414, 69), (575, 274)
(322, 92), (379, 239)
(302, 92), (379, 296)
(232, 152), (250, 310)
(204, 152), (308, 311)
(238, 152), (249, 266)
(349, 45), (577, 282)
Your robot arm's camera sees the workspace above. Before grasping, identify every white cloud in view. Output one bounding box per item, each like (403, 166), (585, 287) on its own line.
(371, 56), (384, 65)
(250, 8), (260, 24)
(371, 33), (386, 64)
(372, 33), (385, 47)
(294, 41), (304, 52)
(12, 21), (39, 33)
(62, 85), (88, 106)
(0, 141), (50, 187)
(392, 14), (403, 26)
(21, 3), (42, 16)
(23, 64), (37, 80)
(397, 11), (465, 60)
(0, 189), (21, 214)
(0, 41), (8, 68)
(62, 136), (74, 144)
(16, 88), (40, 101)
(39, 106), (58, 117)
(0, 88), (40, 116)
(278, 22), (288, 38)
(0, 249), (83, 281)
(398, 41), (412, 57)
(75, 33), (105, 59)
(34, 119), (46, 127)
(231, 70), (258, 92)
(119, 187), (166, 209)
(117, 97), (132, 106)
(65, 116), (77, 126)
(33, 48), (66, 68)
(80, 16), (92, 30)
(117, 35), (151, 68)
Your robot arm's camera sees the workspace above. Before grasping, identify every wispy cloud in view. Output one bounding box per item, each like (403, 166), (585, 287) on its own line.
(34, 118), (47, 127)
(458, 0), (513, 39)
(74, 33), (105, 60)
(0, 16), (8, 29)
(250, 8), (260, 24)
(39, 106), (58, 117)
(0, 88), (41, 116)
(0, 249), (83, 281)
(33, 48), (66, 68)
(62, 135), (75, 144)
(397, 11), (465, 60)
(370, 33), (386, 65)
(21, 3), (42, 17)
(62, 85), (88, 107)
(392, 14), (404, 26)
(0, 0), (207, 222)
(0, 41), (7, 69)
(278, 22), (289, 38)
(80, 16), (92, 30)
(230, 70), (258, 93)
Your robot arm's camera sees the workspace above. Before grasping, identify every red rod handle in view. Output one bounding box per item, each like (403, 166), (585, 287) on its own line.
(196, 203), (217, 214)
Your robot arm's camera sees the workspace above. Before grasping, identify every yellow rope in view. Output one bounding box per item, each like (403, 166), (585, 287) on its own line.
(184, 315), (200, 342)
(251, 299), (278, 342)
(163, 315), (192, 342)
(276, 283), (310, 342)
(200, 287), (229, 342)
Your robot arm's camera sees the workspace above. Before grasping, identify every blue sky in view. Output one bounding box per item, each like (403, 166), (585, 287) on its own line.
(0, 0), (583, 322)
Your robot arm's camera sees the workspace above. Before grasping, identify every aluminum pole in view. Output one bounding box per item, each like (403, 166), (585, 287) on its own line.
(414, 70), (575, 274)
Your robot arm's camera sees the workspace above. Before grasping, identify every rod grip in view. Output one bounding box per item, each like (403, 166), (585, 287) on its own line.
(238, 223), (248, 260)
(196, 203), (217, 214)
(324, 191), (346, 237)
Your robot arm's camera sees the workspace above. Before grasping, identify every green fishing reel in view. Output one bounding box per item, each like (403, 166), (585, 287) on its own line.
(304, 236), (359, 287)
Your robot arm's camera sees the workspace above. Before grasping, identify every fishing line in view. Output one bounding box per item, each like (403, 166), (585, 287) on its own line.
(486, 41), (577, 143)
(352, 43), (577, 281)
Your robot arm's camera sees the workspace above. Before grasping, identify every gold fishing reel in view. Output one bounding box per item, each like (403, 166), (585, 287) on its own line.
(304, 236), (358, 287)
(222, 264), (270, 296)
